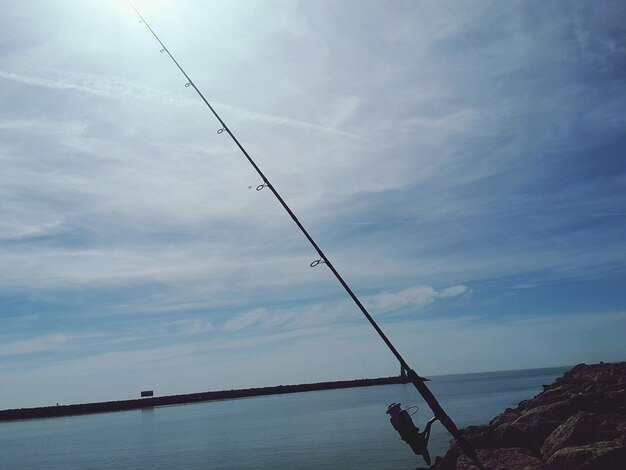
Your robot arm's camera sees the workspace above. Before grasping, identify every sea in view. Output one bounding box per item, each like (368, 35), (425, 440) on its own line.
(0, 366), (570, 469)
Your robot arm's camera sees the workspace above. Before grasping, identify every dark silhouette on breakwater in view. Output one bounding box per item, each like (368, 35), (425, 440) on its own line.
(0, 375), (412, 422)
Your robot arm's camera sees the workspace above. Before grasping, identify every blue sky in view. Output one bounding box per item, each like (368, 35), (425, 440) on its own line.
(1, 0), (625, 408)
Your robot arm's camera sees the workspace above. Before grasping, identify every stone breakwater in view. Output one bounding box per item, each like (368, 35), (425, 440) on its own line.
(424, 362), (626, 470)
(0, 375), (409, 422)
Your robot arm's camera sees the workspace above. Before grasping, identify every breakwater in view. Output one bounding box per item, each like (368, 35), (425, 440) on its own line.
(0, 375), (410, 422)
(427, 361), (626, 470)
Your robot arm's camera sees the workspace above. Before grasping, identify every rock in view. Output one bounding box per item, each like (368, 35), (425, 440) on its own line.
(436, 444), (460, 470)
(455, 448), (544, 470)
(592, 389), (626, 414)
(569, 392), (594, 410)
(494, 420), (535, 449)
(545, 439), (626, 470)
(494, 398), (582, 452)
(434, 362), (626, 469)
(515, 397), (583, 426)
(531, 385), (574, 405)
(463, 425), (498, 449)
(541, 412), (624, 458)
(436, 426), (501, 469)
(489, 407), (520, 428)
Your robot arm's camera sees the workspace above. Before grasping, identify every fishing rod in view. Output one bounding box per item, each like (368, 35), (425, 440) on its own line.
(127, 3), (484, 468)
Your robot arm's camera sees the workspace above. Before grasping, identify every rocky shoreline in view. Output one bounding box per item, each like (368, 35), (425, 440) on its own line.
(424, 361), (626, 469)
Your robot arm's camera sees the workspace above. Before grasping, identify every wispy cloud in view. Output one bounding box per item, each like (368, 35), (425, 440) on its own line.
(364, 285), (470, 313)
(221, 303), (348, 333)
(0, 68), (366, 140)
(0, 68), (193, 105)
(223, 308), (268, 331)
(218, 284), (471, 334)
(0, 334), (68, 357)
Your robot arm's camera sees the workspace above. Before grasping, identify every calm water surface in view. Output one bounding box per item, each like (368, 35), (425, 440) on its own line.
(0, 366), (569, 469)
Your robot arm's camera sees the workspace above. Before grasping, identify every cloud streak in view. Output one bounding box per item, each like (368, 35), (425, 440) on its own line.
(0, 68), (366, 140)
(364, 285), (470, 313)
(0, 334), (68, 357)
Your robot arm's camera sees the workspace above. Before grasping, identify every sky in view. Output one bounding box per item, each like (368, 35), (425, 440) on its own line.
(1, 0), (625, 409)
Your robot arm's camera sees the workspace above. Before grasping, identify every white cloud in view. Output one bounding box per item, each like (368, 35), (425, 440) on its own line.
(0, 334), (68, 357)
(439, 285), (469, 298)
(0, 69), (190, 105)
(176, 318), (214, 336)
(366, 286), (437, 312)
(0, 68), (365, 141)
(223, 308), (268, 331)
(220, 300), (355, 333)
(364, 285), (470, 313)
(0, 200), (65, 240)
